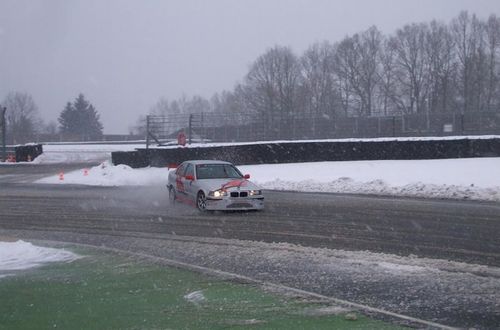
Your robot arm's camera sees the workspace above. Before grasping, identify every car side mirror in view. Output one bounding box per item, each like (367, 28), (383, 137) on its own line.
(185, 175), (195, 181)
(244, 174), (250, 179)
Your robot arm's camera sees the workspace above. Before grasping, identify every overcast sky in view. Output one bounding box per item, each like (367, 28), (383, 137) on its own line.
(1, 0), (499, 134)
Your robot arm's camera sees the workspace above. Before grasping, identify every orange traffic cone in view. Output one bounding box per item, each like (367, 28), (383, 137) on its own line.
(59, 172), (64, 181)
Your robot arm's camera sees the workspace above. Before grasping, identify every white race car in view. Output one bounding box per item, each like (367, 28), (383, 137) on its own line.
(167, 160), (264, 211)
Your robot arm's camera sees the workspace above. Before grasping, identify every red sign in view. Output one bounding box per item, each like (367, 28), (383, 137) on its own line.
(177, 132), (186, 146)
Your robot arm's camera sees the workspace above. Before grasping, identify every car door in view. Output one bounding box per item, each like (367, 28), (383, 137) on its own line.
(174, 163), (187, 195)
(182, 163), (197, 201)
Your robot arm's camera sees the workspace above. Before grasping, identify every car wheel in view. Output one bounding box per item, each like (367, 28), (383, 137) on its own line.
(168, 186), (176, 204)
(196, 191), (207, 211)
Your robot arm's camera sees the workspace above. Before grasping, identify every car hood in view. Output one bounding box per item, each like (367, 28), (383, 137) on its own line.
(196, 178), (261, 191)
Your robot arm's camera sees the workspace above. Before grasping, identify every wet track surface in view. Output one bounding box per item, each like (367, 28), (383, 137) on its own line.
(1, 183), (499, 266)
(1, 164), (500, 328)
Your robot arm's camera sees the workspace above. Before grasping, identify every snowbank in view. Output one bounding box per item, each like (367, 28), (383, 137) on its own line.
(37, 162), (170, 186)
(31, 144), (143, 164)
(0, 240), (79, 279)
(238, 158), (500, 202)
(35, 158), (500, 202)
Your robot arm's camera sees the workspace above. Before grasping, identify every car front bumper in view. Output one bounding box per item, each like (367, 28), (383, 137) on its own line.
(205, 197), (264, 210)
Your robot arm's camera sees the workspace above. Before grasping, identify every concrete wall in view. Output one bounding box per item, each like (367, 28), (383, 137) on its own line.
(111, 138), (500, 168)
(15, 144), (43, 162)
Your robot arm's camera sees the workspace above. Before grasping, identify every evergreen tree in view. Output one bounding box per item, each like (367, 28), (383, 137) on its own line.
(58, 94), (103, 140)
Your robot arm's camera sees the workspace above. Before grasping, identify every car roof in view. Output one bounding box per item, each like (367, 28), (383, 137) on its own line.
(182, 160), (233, 166)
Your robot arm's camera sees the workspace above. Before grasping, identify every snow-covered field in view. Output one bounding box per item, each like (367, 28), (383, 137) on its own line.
(0, 240), (79, 279)
(35, 157), (500, 202)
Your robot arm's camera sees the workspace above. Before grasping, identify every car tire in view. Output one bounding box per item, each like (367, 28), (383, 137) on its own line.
(168, 186), (176, 204)
(196, 191), (207, 212)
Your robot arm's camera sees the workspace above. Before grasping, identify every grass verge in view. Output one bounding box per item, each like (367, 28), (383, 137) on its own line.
(0, 246), (403, 329)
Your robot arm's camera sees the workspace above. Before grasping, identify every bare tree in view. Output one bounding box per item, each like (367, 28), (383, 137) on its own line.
(2, 91), (41, 144)
(452, 11), (487, 112)
(301, 41), (340, 124)
(149, 97), (171, 116)
(378, 39), (403, 115)
(130, 11), (500, 142)
(185, 95), (210, 114)
(245, 46), (301, 135)
(334, 27), (382, 117)
(42, 120), (58, 135)
(333, 38), (355, 117)
(128, 115), (147, 136)
(425, 20), (456, 113)
(390, 23), (430, 114)
(484, 14), (500, 111)
(358, 27), (383, 116)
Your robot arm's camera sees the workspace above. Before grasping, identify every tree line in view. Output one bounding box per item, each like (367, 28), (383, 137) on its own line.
(3, 11), (499, 143)
(1, 92), (103, 144)
(134, 11), (500, 134)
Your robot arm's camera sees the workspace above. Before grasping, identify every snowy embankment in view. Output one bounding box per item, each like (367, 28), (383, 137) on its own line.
(239, 158), (500, 202)
(31, 143), (143, 164)
(36, 157), (500, 202)
(0, 240), (79, 279)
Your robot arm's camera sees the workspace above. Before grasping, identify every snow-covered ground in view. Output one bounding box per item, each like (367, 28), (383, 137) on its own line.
(0, 240), (79, 279)
(36, 158), (500, 202)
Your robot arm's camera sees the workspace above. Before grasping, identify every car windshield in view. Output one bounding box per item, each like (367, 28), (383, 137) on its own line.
(196, 164), (243, 179)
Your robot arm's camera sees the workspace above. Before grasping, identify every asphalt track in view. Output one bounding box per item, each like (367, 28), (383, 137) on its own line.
(1, 163), (500, 328)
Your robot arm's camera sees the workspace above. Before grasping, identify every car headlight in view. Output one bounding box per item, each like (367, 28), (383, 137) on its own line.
(249, 190), (262, 196)
(209, 189), (227, 198)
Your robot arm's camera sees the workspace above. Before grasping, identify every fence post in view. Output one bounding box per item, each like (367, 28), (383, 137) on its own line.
(145, 115), (150, 150)
(188, 114), (193, 145)
(477, 112), (481, 134)
(1, 106), (6, 162)
(392, 116), (396, 137)
(201, 112), (204, 143)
